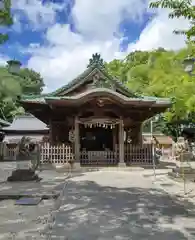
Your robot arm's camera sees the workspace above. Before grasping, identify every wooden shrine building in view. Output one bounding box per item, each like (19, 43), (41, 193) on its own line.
(19, 53), (171, 166)
(2, 114), (49, 144)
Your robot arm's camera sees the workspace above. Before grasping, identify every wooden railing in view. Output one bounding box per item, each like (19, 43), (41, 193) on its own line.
(0, 142), (154, 166)
(40, 143), (74, 164)
(0, 142), (17, 161)
(80, 149), (118, 166)
(124, 144), (154, 165)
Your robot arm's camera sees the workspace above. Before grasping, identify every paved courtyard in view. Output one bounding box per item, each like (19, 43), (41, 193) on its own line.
(47, 171), (195, 240)
(0, 162), (67, 240)
(1, 163), (195, 239)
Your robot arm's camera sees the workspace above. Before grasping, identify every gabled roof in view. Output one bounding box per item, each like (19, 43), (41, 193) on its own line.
(50, 64), (137, 98)
(45, 88), (171, 106)
(20, 53), (142, 103)
(19, 53), (171, 107)
(2, 114), (49, 132)
(21, 88), (171, 106)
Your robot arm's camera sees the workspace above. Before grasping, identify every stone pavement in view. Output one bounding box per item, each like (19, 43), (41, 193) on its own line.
(1, 162), (195, 239)
(46, 171), (195, 240)
(0, 162), (68, 240)
(143, 169), (195, 201)
(0, 198), (54, 239)
(0, 162), (68, 198)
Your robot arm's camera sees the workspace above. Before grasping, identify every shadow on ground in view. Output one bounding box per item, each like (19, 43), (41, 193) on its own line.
(143, 160), (176, 170)
(45, 179), (195, 240)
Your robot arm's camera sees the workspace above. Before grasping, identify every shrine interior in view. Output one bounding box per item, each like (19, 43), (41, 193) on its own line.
(80, 125), (114, 151)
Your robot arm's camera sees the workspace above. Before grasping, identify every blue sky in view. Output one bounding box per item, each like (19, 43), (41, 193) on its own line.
(0, 0), (188, 92)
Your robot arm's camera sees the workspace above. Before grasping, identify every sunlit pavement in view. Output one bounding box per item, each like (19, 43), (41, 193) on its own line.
(47, 171), (195, 240)
(1, 164), (195, 240)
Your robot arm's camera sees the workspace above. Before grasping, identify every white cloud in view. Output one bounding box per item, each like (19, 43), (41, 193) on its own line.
(22, 0), (190, 93)
(72, 0), (147, 40)
(27, 38), (123, 92)
(12, 0), (65, 30)
(128, 10), (189, 51)
(26, 0), (147, 92)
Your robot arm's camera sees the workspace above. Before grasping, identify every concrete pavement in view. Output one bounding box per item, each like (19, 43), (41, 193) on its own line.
(1, 161), (195, 239)
(45, 171), (195, 240)
(0, 162), (68, 240)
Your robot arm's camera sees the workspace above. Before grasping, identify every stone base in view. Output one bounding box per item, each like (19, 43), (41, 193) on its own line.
(55, 162), (81, 173)
(168, 164), (195, 180)
(118, 162), (126, 167)
(73, 162), (81, 169)
(7, 169), (42, 182)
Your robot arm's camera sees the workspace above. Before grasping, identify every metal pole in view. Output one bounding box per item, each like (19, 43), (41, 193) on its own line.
(181, 152), (186, 195)
(151, 119), (156, 180)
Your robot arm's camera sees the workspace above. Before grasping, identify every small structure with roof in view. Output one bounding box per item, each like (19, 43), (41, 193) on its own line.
(143, 133), (174, 148)
(2, 114), (49, 144)
(18, 53), (172, 166)
(0, 118), (10, 142)
(0, 118), (10, 128)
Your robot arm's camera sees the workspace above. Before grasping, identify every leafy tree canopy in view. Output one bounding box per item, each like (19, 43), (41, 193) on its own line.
(150, 0), (195, 42)
(0, 0), (13, 44)
(0, 65), (44, 121)
(106, 45), (195, 139)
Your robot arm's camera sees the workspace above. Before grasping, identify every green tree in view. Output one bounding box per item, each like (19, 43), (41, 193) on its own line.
(105, 59), (128, 83)
(0, 0), (13, 44)
(0, 65), (44, 121)
(18, 68), (44, 94)
(150, 0), (195, 42)
(106, 45), (195, 139)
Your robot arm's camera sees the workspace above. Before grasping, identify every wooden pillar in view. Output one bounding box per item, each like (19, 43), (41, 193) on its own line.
(49, 119), (53, 144)
(113, 127), (116, 151)
(119, 117), (125, 166)
(131, 123), (142, 144)
(74, 116), (80, 163)
(136, 123), (142, 144)
(139, 123), (143, 143)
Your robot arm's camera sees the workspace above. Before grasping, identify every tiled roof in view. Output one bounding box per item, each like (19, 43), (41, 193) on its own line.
(3, 134), (47, 143)
(21, 88), (171, 106)
(2, 114), (49, 131)
(20, 54), (171, 106)
(143, 133), (174, 144)
(45, 88), (171, 105)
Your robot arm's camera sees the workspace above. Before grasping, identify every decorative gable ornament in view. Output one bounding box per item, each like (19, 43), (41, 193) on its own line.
(96, 99), (104, 107)
(87, 53), (104, 68)
(92, 73), (115, 90)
